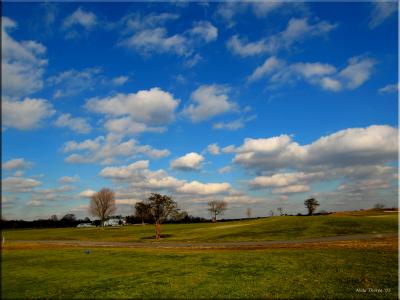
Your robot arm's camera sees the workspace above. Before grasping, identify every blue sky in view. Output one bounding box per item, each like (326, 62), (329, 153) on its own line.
(2, 2), (398, 220)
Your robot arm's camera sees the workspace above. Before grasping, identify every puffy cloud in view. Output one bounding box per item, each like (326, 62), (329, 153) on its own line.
(207, 143), (220, 155)
(217, 2), (283, 27)
(86, 87), (179, 126)
(218, 166), (232, 174)
(250, 172), (324, 189)
(188, 21), (218, 42)
(116, 199), (141, 206)
(58, 175), (79, 184)
(3, 98), (55, 130)
(338, 56), (375, 89)
(119, 12), (217, 50)
(121, 12), (178, 31)
(63, 7), (97, 29)
(3, 158), (33, 170)
(70, 204), (90, 214)
(2, 176), (42, 192)
(78, 189), (96, 198)
(2, 17), (47, 99)
(272, 184), (310, 194)
(280, 18), (336, 47)
(233, 125), (398, 172)
(63, 136), (102, 152)
(111, 76), (129, 86)
(86, 88), (179, 138)
(213, 119), (244, 131)
(227, 18), (336, 57)
(117, 12), (217, 66)
(248, 56), (284, 82)
(249, 55), (374, 91)
(213, 115), (256, 131)
(369, 1), (397, 28)
(26, 200), (43, 207)
(249, 171), (323, 195)
(184, 53), (202, 68)
(48, 67), (103, 98)
(184, 85), (237, 122)
(222, 145), (236, 153)
(291, 62), (336, 79)
(177, 181), (231, 195)
(379, 83), (398, 94)
(320, 77), (342, 92)
(2, 195), (19, 205)
(305, 125), (397, 166)
(100, 161), (231, 197)
(104, 117), (165, 136)
(100, 161), (184, 190)
(100, 160), (149, 180)
(63, 134), (170, 164)
(54, 113), (91, 134)
(121, 27), (189, 56)
(227, 35), (269, 57)
(170, 152), (204, 171)
(14, 171), (24, 177)
(30, 185), (75, 202)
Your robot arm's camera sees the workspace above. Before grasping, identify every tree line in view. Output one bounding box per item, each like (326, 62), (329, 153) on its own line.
(3, 187), (388, 231)
(90, 189), (229, 239)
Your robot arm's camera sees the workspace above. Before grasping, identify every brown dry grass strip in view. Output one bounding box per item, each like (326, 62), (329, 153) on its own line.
(2, 237), (397, 252)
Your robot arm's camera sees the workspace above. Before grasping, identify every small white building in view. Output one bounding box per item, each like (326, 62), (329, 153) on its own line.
(103, 218), (125, 226)
(77, 223), (95, 228)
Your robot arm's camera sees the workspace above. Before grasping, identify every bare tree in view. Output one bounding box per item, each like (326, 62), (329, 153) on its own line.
(269, 209), (274, 216)
(304, 197), (320, 216)
(246, 207), (252, 219)
(50, 214), (58, 221)
(208, 200), (228, 223)
(277, 207), (283, 216)
(135, 201), (150, 225)
(89, 188), (116, 227)
(146, 193), (178, 240)
(374, 203), (385, 210)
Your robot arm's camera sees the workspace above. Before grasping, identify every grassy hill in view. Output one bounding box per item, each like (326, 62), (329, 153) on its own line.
(3, 210), (398, 243)
(2, 210), (398, 299)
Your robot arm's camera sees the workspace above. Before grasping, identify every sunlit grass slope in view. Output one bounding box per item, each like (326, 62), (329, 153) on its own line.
(3, 210), (398, 243)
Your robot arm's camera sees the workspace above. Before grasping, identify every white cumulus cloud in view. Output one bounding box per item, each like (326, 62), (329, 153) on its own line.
(3, 98), (55, 130)
(55, 113), (91, 134)
(184, 85), (237, 122)
(249, 55), (375, 92)
(63, 134), (170, 164)
(3, 158), (33, 170)
(63, 7), (97, 29)
(2, 176), (42, 192)
(170, 152), (204, 171)
(177, 181), (231, 195)
(86, 87), (180, 126)
(2, 17), (47, 99)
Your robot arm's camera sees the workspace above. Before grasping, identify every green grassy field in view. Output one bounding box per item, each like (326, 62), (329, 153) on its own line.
(2, 211), (398, 299)
(2, 247), (398, 299)
(3, 211), (398, 243)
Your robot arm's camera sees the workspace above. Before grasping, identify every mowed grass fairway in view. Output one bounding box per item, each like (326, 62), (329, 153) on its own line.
(2, 211), (398, 299)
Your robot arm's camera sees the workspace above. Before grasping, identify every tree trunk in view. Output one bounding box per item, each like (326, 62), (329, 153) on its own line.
(155, 222), (161, 240)
(141, 216), (144, 225)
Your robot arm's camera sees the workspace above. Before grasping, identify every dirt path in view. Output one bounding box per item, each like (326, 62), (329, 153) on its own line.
(6, 233), (398, 250)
